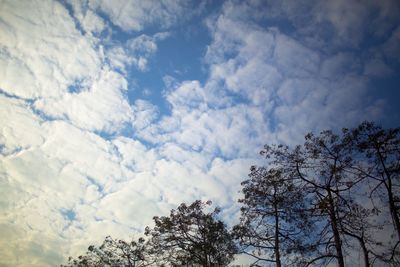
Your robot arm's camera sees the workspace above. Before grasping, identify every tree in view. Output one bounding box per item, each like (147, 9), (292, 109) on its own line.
(260, 131), (360, 267)
(61, 236), (151, 267)
(344, 122), (400, 263)
(144, 200), (237, 266)
(234, 167), (313, 266)
(347, 122), (400, 240)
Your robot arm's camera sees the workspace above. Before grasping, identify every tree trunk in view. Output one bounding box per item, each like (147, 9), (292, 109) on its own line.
(360, 238), (370, 267)
(327, 189), (345, 267)
(386, 175), (400, 241)
(274, 201), (282, 267)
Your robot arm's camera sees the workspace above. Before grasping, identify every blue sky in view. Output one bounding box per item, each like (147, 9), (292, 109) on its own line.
(0, 0), (399, 266)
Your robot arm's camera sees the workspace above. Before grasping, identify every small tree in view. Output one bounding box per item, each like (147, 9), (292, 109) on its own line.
(62, 236), (150, 267)
(145, 200), (237, 266)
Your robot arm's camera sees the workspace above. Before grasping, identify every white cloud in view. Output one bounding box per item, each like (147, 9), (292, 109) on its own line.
(273, 33), (320, 77)
(106, 46), (133, 73)
(203, 0), (388, 144)
(92, 0), (201, 32)
(0, 95), (44, 155)
(66, 0), (107, 34)
(274, 75), (384, 144)
(131, 99), (159, 131)
(127, 33), (170, 71)
(313, 0), (369, 46)
(112, 137), (159, 172)
(95, 185), (166, 231)
(140, 84), (272, 158)
(0, 117), (135, 265)
(0, 0), (154, 138)
(0, 0), (101, 99)
(33, 69), (132, 134)
(106, 33), (170, 72)
(166, 80), (207, 110)
(128, 35), (157, 55)
(158, 142), (209, 170)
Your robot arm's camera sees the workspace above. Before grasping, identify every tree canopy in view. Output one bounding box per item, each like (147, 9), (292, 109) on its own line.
(145, 200), (237, 266)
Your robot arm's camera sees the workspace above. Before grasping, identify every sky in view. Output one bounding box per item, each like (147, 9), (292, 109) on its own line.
(0, 0), (400, 266)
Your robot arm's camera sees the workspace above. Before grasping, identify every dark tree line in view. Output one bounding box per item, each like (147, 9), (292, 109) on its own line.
(63, 122), (399, 267)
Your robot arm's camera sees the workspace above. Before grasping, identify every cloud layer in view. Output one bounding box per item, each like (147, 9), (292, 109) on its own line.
(1, 0), (399, 266)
